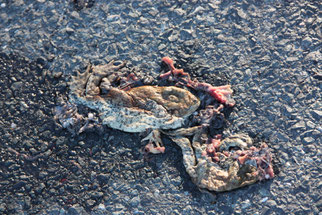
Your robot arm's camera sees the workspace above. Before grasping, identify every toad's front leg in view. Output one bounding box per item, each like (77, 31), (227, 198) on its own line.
(142, 129), (165, 154)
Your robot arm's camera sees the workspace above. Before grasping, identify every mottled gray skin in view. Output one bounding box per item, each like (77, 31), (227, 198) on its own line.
(69, 61), (200, 133)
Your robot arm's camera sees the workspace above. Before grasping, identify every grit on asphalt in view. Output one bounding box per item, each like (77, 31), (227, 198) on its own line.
(0, 0), (321, 214)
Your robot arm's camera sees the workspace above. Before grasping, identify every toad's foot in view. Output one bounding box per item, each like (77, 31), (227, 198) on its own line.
(69, 60), (127, 100)
(54, 101), (101, 135)
(54, 101), (83, 135)
(142, 130), (165, 154)
(85, 61), (127, 96)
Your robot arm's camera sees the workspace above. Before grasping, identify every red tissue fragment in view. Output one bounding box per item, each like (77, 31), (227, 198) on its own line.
(161, 57), (235, 107)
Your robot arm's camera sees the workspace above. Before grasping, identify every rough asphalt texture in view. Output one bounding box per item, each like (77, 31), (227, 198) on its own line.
(0, 0), (321, 214)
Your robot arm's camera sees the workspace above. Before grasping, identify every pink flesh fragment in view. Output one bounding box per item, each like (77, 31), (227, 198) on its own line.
(144, 143), (165, 154)
(203, 136), (274, 180)
(161, 57), (235, 107)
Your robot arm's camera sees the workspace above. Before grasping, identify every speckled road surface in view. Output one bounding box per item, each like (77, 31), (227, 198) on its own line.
(0, 0), (321, 214)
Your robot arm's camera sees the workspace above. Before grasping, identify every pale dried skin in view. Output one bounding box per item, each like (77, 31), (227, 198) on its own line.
(167, 126), (272, 192)
(165, 127), (273, 192)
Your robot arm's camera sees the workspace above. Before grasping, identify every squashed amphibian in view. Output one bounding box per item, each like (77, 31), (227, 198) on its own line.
(58, 57), (274, 192)
(68, 60), (200, 153)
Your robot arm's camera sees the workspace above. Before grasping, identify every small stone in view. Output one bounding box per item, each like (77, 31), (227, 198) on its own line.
(260, 197), (268, 203)
(91, 191), (103, 198)
(130, 196), (140, 207)
(67, 204), (86, 214)
(90, 159), (98, 165)
(180, 29), (193, 40)
(286, 56), (299, 62)
(171, 176), (182, 186)
(97, 173), (109, 184)
(65, 27), (74, 34)
(11, 81), (23, 91)
(191, 6), (205, 15)
(38, 171), (48, 179)
(266, 200), (277, 207)
(53, 72), (63, 79)
(70, 11), (80, 19)
(237, 8), (247, 19)
(0, 203), (5, 212)
(174, 8), (185, 16)
(168, 33), (178, 42)
(36, 183), (46, 193)
(259, 188), (270, 197)
(291, 121), (305, 130)
(56, 137), (66, 146)
(10, 122), (17, 129)
(69, 150), (77, 156)
(310, 110), (322, 120)
(138, 17), (149, 25)
(13, 181), (26, 190)
(317, 127), (322, 133)
(130, 189), (138, 196)
(97, 203), (106, 211)
(78, 141), (85, 146)
(115, 203), (125, 211)
(86, 199), (96, 207)
(304, 157), (313, 163)
(302, 136), (314, 143)
(158, 44), (166, 51)
(241, 199), (251, 209)
(153, 189), (160, 198)
(49, 188), (56, 195)
(5, 159), (15, 167)
(59, 187), (65, 194)
(8, 164), (19, 171)
(302, 36), (312, 48)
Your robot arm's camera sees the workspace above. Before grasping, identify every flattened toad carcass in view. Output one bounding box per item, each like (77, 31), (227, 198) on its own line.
(69, 60), (200, 153)
(63, 57), (274, 192)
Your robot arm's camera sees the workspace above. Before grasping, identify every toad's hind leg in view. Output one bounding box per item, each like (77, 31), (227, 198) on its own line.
(163, 126), (202, 179)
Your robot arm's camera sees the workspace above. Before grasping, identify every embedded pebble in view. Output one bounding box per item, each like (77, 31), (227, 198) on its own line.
(10, 81), (23, 91)
(241, 199), (251, 209)
(266, 200), (277, 208)
(260, 197), (268, 203)
(130, 196), (140, 207)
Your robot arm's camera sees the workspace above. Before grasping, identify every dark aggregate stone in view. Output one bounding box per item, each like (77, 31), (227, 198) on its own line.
(96, 173), (109, 184)
(13, 181), (26, 190)
(86, 199), (96, 207)
(67, 204), (87, 215)
(129, 196), (140, 207)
